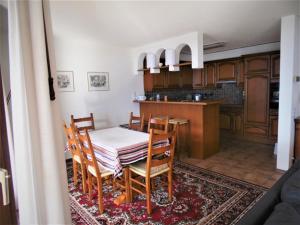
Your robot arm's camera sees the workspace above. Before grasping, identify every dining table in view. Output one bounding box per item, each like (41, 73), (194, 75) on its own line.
(84, 126), (168, 203)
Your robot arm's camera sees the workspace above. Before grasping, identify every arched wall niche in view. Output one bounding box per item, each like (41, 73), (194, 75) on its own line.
(137, 52), (147, 75)
(155, 48), (165, 67)
(175, 43), (192, 65)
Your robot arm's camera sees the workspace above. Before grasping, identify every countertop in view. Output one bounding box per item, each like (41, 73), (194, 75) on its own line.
(134, 99), (223, 106)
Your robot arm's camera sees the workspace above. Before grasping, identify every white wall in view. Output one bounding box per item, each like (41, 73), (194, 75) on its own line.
(0, 5), (10, 97)
(54, 37), (142, 129)
(277, 15), (300, 170)
(204, 42), (280, 62)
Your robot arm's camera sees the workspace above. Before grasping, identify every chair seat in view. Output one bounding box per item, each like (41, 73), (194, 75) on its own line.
(73, 155), (82, 163)
(129, 161), (170, 178)
(87, 163), (113, 178)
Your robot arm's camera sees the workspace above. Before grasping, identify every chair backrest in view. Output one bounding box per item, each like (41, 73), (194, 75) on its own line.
(77, 129), (101, 178)
(147, 114), (169, 134)
(129, 112), (144, 132)
(63, 122), (82, 159)
(146, 128), (177, 175)
(71, 113), (95, 131)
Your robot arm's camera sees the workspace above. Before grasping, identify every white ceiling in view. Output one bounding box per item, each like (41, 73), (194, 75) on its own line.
(49, 1), (299, 52)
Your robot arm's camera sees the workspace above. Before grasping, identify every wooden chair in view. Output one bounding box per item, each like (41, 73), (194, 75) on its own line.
(71, 113), (95, 131)
(128, 112), (144, 132)
(63, 122), (87, 193)
(77, 129), (113, 214)
(147, 114), (169, 134)
(128, 128), (177, 214)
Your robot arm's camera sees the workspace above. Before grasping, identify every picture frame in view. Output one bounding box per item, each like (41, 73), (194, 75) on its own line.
(57, 71), (74, 92)
(87, 72), (109, 91)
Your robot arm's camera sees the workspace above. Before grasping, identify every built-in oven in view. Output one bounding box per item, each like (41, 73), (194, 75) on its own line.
(270, 82), (279, 109)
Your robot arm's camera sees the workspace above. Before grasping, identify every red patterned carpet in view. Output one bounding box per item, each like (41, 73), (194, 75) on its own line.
(67, 162), (267, 225)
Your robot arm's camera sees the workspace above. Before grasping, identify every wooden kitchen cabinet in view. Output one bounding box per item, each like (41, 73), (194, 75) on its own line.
(244, 74), (269, 125)
(204, 63), (216, 87)
(166, 70), (181, 89)
(181, 65), (193, 88)
(245, 55), (270, 75)
(193, 68), (204, 88)
(269, 116), (278, 139)
(216, 60), (238, 82)
(271, 54), (280, 81)
(220, 106), (244, 135)
(295, 117), (300, 160)
(143, 70), (153, 92)
(237, 59), (245, 87)
(153, 68), (167, 89)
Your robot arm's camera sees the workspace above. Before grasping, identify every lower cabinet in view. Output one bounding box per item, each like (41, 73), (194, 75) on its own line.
(269, 116), (278, 139)
(220, 107), (244, 135)
(244, 124), (268, 137)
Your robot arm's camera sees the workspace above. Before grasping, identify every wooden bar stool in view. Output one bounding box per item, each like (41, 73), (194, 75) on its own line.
(169, 118), (190, 159)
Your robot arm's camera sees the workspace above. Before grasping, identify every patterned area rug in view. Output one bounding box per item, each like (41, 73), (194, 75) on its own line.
(68, 162), (267, 225)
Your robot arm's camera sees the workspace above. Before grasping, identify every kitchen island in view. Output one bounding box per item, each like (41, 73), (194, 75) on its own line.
(138, 100), (221, 159)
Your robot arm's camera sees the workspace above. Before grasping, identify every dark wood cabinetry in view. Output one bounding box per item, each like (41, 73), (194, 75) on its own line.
(216, 60), (238, 82)
(245, 55), (270, 74)
(166, 70), (181, 89)
(237, 59), (245, 87)
(295, 117), (300, 160)
(181, 65), (193, 88)
(152, 69), (166, 89)
(143, 70), (153, 92)
(269, 116), (278, 139)
(244, 74), (269, 137)
(204, 63), (216, 87)
(193, 68), (204, 88)
(220, 106), (244, 135)
(271, 54), (280, 81)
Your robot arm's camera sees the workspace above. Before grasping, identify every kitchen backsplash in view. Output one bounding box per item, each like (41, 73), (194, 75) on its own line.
(145, 83), (244, 105)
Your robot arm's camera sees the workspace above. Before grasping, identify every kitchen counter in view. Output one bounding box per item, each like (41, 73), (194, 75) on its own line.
(135, 99), (223, 106)
(139, 99), (221, 159)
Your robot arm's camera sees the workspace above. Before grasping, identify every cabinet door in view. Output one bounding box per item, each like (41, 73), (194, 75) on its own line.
(143, 70), (153, 92)
(153, 69), (166, 89)
(271, 54), (280, 80)
(269, 116), (278, 138)
(193, 68), (204, 88)
(216, 60), (237, 82)
(205, 63), (216, 87)
(245, 55), (270, 74)
(245, 74), (269, 125)
(181, 66), (193, 88)
(166, 70), (181, 89)
(244, 125), (268, 137)
(220, 113), (231, 130)
(237, 60), (245, 88)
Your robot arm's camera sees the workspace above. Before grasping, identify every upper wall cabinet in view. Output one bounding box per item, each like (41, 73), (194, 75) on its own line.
(244, 55), (270, 75)
(193, 68), (204, 89)
(271, 54), (280, 81)
(181, 65), (193, 88)
(144, 70), (153, 92)
(204, 63), (216, 87)
(166, 70), (181, 89)
(216, 60), (238, 82)
(153, 69), (167, 89)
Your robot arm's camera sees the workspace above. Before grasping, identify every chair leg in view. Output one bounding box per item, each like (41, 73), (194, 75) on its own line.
(81, 164), (87, 193)
(73, 160), (78, 185)
(97, 178), (104, 214)
(146, 177), (152, 214)
(128, 170), (132, 202)
(168, 170), (172, 202)
(88, 172), (92, 201)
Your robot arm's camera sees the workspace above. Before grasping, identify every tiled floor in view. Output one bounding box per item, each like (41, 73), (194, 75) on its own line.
(180, 136), (284, 188)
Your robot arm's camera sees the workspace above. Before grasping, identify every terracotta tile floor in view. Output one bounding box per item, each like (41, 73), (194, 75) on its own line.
(180, 137), (284, 188)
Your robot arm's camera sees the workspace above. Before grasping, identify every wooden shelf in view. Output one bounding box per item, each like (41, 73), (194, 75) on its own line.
(137, 68), (150, 72)
(173, 62), (192, 67)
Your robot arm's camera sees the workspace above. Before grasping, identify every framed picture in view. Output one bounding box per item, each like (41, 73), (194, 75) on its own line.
(57, 71), (74, 92)
(87, 72), (109, 91)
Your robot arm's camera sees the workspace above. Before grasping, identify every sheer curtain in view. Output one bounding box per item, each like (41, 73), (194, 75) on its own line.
(8, 0), (71, 224)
